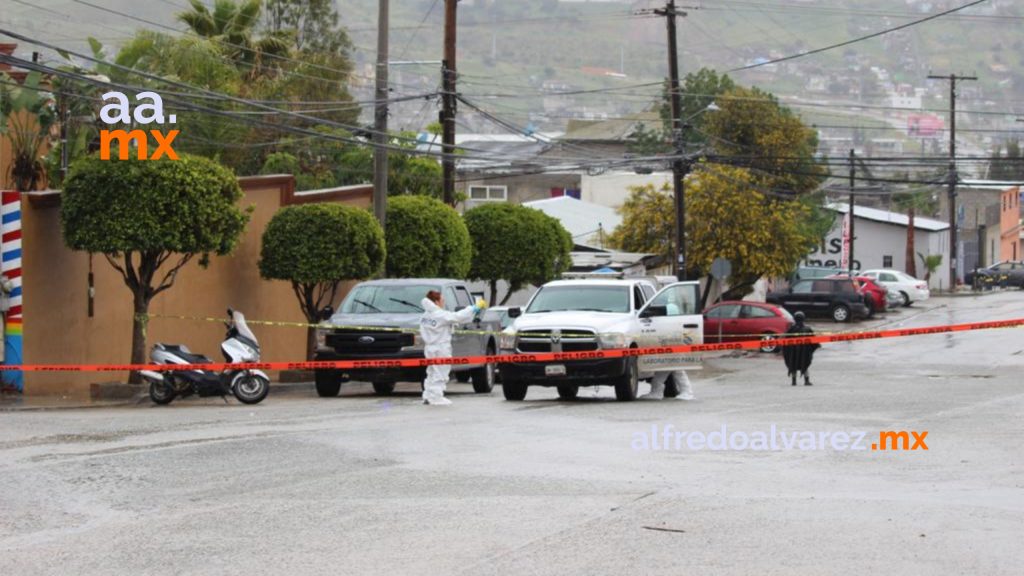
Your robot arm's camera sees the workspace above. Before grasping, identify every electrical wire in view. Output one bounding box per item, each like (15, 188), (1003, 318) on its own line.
(729, 0), (991, 72)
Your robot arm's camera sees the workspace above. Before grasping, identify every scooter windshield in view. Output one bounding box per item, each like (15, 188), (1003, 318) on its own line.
(232, 310), (258, 345)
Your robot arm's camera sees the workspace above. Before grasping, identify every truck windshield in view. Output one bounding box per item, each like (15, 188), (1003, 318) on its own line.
(340, 285), (438, 314)
(525, 285), (630, 314)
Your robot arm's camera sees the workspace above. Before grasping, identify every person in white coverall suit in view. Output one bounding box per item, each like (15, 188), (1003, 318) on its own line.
(641, 294), (695, 401)
(420, 290), (483, 405)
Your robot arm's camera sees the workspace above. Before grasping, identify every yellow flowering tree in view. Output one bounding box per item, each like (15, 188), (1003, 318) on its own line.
(609, 165), (818, 303)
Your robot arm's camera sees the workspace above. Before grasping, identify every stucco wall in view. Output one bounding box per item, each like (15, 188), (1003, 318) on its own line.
(804, 215), (950, 290)
(19, 176), (371, 396)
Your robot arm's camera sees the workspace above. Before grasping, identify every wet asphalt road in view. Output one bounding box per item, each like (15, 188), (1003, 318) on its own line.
(1, 292), (1022, 575)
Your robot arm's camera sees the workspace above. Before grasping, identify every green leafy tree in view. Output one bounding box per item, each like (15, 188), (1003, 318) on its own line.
(987, 140), (1024, 180)
(687, 165), (817, 301)
(259, 151), (333, 191)
(0, 71), (55, 191)
(917, 252), (943, 284)
(61, 154), (250, 381)
(660, 67), (736, 146)
(334, 137), (442, 197)
(465, 203), (572, 304)
(610, 166), (818, 303)
(607, 183), (676, 261)
(259, 203), (385, 358)
(263, 0), (352, 54)
(702, 85), (825, 195)
(385, 195), (471, 278)
(178, 0), (291, 78)
(111, 32), (252, 166)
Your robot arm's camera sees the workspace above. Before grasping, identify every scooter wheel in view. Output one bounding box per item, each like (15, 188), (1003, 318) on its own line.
(233, 374), (270, 405)
(149, 381), (175, 405)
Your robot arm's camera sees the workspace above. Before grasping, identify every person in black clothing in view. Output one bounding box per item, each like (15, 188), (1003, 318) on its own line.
(782, 311), (820, 386)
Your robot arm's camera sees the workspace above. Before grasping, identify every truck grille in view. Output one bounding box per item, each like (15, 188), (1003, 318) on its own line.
(327, 328), (414, 355)
(517, 329), (598, 353)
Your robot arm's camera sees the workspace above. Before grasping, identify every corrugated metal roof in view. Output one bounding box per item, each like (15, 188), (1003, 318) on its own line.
(558, 111), (661, 142)
(827, 203), (949, 232)
(524, 196), (622, 243)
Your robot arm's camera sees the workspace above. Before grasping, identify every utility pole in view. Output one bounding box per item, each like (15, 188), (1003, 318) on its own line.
(654, 0), (688, 280)
(848, 149), (856, 275)
(441, 0), (458, 206)
(372, 0), (390, 228)
(928, 73), (976, 290)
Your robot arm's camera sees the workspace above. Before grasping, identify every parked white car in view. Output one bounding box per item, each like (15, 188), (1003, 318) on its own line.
(860, 269), (930, 306)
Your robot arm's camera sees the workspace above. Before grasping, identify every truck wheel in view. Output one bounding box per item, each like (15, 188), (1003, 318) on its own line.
(557, 385), (578, 400)
(502, 379), (528, 401)
(614, 356), (639, 401)
(455, 372), (470, 383)
(831, 304), (850, 322)
(471, 344), (496, 393)
(372, 381), (395, 395)
(315, 370), (342, 397)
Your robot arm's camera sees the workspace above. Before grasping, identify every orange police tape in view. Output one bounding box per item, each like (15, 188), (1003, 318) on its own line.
(1, 317), (1022, 373)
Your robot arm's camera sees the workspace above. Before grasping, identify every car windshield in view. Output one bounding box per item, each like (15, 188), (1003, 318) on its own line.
(340, 284), (438, 314)
(526, 285), (631, 314)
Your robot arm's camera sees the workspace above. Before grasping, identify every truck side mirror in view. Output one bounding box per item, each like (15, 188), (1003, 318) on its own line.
(319, 306), (334, 321)
(508, 307), (522, 318)
(641, 305), (667, 318)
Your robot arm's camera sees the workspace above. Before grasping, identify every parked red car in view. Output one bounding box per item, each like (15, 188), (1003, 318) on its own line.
(703, 301), (794, 353)
(827, 274), (887, 316)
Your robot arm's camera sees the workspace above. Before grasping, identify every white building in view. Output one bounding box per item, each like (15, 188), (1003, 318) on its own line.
(805, 203), (950, 289)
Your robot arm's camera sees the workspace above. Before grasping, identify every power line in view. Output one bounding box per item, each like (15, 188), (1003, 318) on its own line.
(730, 0), (991, 72)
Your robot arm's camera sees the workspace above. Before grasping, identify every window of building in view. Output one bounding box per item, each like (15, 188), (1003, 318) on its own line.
(883, 255), (893, 268)
(468, 185), (508, 202)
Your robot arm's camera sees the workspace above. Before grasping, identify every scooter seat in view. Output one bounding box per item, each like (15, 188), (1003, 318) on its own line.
(157, 344), (211, 365)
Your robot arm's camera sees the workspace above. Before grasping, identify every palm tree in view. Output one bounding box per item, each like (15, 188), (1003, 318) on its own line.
(178, 0), (290, 78)
(891, 181), (939, 279)
(0, 71), (55, 191)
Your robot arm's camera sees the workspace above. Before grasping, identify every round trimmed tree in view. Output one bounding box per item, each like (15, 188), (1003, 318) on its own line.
(259, 202), (385, 358)
(385, 195), (471, 278)
(465, 203), (573, 304)
(61, 154), (250, 380)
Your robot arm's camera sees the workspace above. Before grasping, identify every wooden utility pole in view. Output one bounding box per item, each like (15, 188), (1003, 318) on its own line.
(928, 73), (976, 290)
(650, 0), (688, 280)
(848, 149), (856, 275)
(441, 0), (458, 205)
(372, 0), (390, 228)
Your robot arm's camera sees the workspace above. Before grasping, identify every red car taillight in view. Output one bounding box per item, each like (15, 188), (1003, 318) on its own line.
(916, 283), (926, 289)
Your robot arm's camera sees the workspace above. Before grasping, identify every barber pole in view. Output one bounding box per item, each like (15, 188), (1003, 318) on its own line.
(2, 191), (23, 392)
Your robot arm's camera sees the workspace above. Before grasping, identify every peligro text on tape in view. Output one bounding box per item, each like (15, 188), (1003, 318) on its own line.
(2, 317), (1022, 373)
(140, 312), (901, 340)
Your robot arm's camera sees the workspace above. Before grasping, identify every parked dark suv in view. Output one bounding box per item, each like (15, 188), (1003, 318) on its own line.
(767, 277), (870, 322)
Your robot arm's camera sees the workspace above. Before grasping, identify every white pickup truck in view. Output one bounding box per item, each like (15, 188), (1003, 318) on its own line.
(497, 279), (703, 401)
